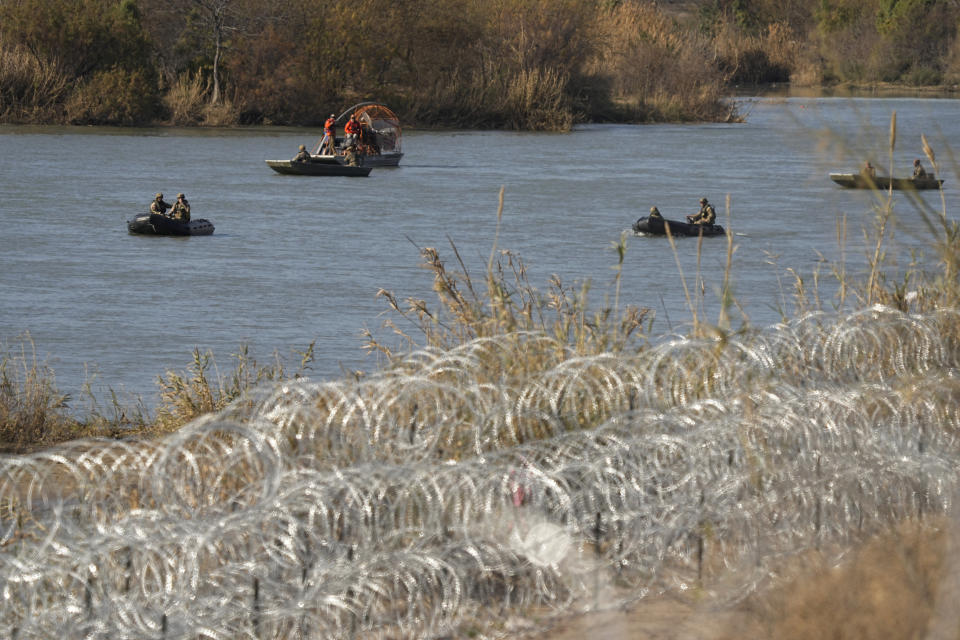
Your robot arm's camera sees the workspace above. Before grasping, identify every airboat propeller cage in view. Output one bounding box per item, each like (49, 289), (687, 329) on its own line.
(337, 102), (402, 155)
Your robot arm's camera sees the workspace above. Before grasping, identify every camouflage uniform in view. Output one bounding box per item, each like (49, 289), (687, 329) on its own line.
(343, 146), (361, 167)
(913, 160), (927, 178)
(293, 144), (311, 162)
(689, 199), (716, 225)
(170, 194), (191, 222)
(150, 193), (171, 215)
(648, 206), (663, 220)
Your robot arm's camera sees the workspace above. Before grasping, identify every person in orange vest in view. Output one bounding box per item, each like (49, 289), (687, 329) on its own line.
(344, 113), (361, 148)
(318, 113), (336, 155)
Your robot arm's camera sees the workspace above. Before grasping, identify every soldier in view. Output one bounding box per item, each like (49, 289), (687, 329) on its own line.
(150, 192), (171, 216)
(861, 161), (877, 179)
(913, 158), (928, 178)
(648, 206), (663, 220)
(292, 144), (311, 162)
(170, 193), (191, 222)
(342, 144), (361, 167)
(687, 197), (716, 225)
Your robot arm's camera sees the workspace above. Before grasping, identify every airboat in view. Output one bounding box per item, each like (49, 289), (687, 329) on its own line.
(311, 102), (404, 167)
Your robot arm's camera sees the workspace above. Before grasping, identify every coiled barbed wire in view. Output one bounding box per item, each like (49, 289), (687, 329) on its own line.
(2, 305), (960, 638)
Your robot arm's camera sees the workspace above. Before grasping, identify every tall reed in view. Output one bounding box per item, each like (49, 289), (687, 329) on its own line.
(154, 343), (315, 432)
(364, 188), (650, 381)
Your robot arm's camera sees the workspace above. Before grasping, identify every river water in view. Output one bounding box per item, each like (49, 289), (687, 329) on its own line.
(0, 95), (957, 407)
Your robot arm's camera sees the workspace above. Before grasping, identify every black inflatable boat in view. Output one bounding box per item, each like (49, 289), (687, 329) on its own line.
(127, 213), (215, 236)
(632, 216), (725, 237)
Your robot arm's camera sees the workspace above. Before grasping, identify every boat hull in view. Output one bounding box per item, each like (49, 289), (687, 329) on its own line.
(265, 159), (372, 176)
(316, 152), (402, 167)
(127, 213), (214, 236)
(632, 216), (725, 237)
(829, 173), (944, 190)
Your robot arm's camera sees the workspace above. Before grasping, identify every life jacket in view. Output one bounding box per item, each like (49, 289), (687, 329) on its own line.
(345, 118), (360, 134)
(324, 117), (335, 135)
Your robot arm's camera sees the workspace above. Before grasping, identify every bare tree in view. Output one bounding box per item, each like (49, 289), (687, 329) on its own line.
(189, 0), (237, 104)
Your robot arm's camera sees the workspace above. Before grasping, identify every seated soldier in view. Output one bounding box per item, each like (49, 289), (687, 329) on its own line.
(150, 192), (171, 216)
(170, 193), (191, 222)
(686, 197), (716, 225)
(292, 144), (311, 162)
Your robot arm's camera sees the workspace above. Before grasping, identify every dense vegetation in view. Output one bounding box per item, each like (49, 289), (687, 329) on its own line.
(1, 0), (958, 129)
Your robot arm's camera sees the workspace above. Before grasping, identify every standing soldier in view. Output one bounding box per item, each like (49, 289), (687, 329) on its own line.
(319, 113), (337, 155)
(150, 192), (171, 216)
(170, 193), (191, 222)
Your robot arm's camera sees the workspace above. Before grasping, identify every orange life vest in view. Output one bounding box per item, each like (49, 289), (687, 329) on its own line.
(344, 118), (360, 134)
(324, 117), (335, 135)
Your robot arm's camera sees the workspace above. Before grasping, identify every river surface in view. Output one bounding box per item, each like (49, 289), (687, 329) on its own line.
(1, 95), (957, 407)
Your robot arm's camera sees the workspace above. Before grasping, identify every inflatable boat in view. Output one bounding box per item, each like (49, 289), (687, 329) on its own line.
(127, 213), (215, 236)
(632, 216), (725, 237)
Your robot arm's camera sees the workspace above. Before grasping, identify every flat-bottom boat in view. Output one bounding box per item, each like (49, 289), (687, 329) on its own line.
(829, 173), (944, 190)
(265, 158), (372, 176)
(313, 151), (402, 167)
(128, 213), (215, 236)
(632, 216), (725, 237)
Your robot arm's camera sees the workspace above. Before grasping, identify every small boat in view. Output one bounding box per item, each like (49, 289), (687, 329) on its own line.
(632, 216), (725, 237)
(829, 173), (944, 190)
(265, 159), (372, 176)
(310, 102), (404, 167)
(127, 213), (214, 236)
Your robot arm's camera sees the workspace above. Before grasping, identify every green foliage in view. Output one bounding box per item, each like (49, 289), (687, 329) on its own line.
(0, 0), (154, 78)
(875, 0), (931, 36)
(815, 0), (864, 33)
(0, 0), (158, 122)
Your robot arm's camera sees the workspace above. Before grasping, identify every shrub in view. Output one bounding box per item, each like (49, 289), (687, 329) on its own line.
(0, 38), (68, 122)
(64, 66), (160, 125)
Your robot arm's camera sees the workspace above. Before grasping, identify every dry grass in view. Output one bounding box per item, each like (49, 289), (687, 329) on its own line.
(0, 336), (144, 452)
(0, 38), (68, 122)
(162, 71), (243, 127)
(163, 70), (209, 125)
(717, 519), (956, 640)
(153, 343), (315, 433)
(363, 188), (650, 370)
(521, 519), (958, 640)
(586, 2), (735, 122)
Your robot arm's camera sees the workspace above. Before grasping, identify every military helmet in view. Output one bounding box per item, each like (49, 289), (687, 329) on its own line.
(914, 158), (921, 165)
(177, 193), (185, 198)
(650, 206), (659, 213)
(155, 192), (163, 199)
(299, 144), (306, 150)
(699, 197), (708, 204)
